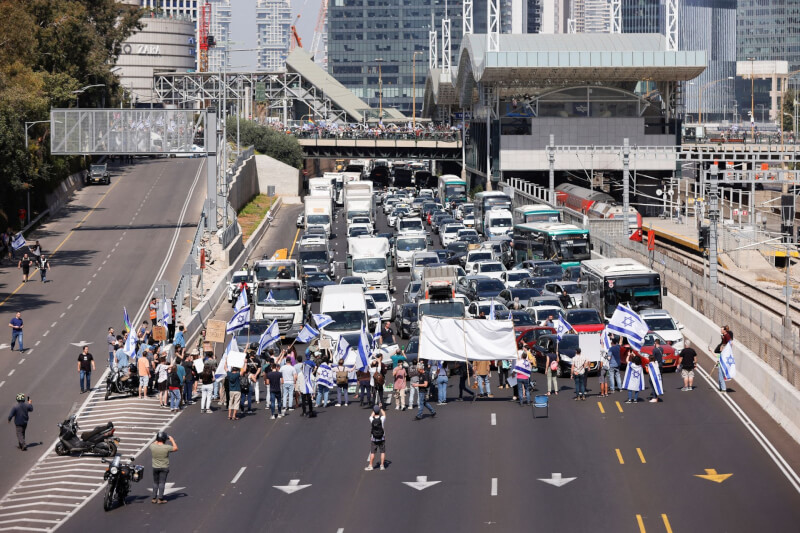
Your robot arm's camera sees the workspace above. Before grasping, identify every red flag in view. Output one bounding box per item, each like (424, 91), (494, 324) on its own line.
(629, 229), (642, 242)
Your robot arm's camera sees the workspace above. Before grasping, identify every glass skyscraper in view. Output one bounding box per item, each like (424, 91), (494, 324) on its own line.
(621, 0), (662, 34)
(737, 0), (800, 71)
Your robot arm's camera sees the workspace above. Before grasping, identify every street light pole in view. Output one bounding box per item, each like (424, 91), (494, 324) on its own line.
(23, 120), (54, 226)
(412, 51), (422, 128)
(375, 58), (384, 124)
(748, 57), (756, 137)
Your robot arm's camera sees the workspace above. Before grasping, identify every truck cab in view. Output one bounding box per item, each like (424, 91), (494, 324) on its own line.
(347, 236), (392, 290)
(253, 280), (307, 338)
(484, 208), (514, 239)
(417, 280), (467, 320)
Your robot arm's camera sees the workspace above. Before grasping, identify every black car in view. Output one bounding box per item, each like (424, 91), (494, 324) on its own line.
(457, 276), (506, 301)
(447, 241), (469, 255)
(432, 249), (449, 263)
(395, 303), (419, 339)
(531, 334), (599, 377)
(403, 335), (419, 363)
(532, 264), (564, 280)
(460, 234), (482, 245)
(497, 287), (543, 308)
(305, 272), (335, 301)
(517, 276), (551, 290)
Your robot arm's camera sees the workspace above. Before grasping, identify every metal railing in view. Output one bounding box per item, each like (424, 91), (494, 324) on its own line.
(219, 203), (239, 249)
(290, 130), (461, 142)
(173, 212), (206, 316)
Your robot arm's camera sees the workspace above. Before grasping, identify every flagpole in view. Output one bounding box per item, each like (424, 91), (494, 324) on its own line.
(462, 317), (473, 401)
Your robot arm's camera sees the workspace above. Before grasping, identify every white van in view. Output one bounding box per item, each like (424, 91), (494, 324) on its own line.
(393, 232), (427, 269)
(484, 209), (513, 239)
(319, 285), (373, 348)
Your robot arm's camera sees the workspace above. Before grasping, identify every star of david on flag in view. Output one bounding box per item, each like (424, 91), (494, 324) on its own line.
(607, 304), (648, 351)
(313, 313), (334, 329)
(555, 316), (573, 341)
(226, 290), (251, 333)
(258, 319), (281, 354)
(719, 342), (736, 380)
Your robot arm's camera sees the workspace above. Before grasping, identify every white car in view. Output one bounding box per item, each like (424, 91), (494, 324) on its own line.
(640, 309), (685, 351)
(440, 223), (465, 247)
(474, 261), (507, 281)
(462, 214), (476, 228)
(366, 289), (396, 321)
(397, 217), (425, 234)
(465, 249), (495, 275)
(527, 305), (565, 326)
(387, 206), (409, 227)
(365, 295), (382, 325)
(383, 198), (399, 215)
(504, 269), (531, 287)
(296, 214), (304, 227)
(227, 270), (253, 302)
(457, 228), (479, 240)
(466, 299), (509, 319)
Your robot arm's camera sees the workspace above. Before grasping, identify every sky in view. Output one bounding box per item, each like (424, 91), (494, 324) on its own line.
(229, 0), (321, 70)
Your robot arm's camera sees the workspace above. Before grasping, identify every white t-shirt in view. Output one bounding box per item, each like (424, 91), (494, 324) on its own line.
(369, 415), (386, 441)
(280, 363), (296, 384)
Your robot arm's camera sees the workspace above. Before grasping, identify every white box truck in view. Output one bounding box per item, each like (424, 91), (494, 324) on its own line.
(345, 195), (373, 223)
(304, 195), (332, 237)
(347, 236), (392, 290)
(318, 285), (373, 349)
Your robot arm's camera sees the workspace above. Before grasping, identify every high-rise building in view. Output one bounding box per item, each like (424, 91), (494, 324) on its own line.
(737, 0), (800, 71)
(256, 0), (292, 72)
(571, 0), (611, 33)
(207, 0), (232, 73)
(680, 0), (737, 121)
(621, 0), (662, 34)
(139, 0), (199, 19)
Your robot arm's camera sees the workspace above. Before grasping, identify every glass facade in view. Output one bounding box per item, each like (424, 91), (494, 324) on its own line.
(737, 0), (800, 72)
(257, 0), (292, 72)
(621, 0), (662, 34)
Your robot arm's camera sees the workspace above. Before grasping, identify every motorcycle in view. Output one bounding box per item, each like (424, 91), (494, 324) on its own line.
(101, 455), (144, 511)
(54, 415), (118, 457)
(105, 364), (140, 400)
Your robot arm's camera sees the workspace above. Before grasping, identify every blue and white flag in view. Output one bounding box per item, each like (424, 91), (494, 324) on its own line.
(719, 342), (736, 380)
(265, 290), (277, 304)
(215, 338), (239, 381)
(258, 319), (281, 354)
(554, 316), (573, 341)
(335, 336), (350, 365)
(316, 362), (335, 389)
(356, 324), (371, 371)
(600, 328), (612, 353)
(607, 304), (649, 351)
(162, 298), (171, 325)
(297, 323), (319, 344)
(302, 360), (315, 394)
(647, 361), (664, 395)
(313, 313), (334, 329)
(122, 331), (137, 357)
(489, 299), (496, 320)
(513, 358), (531, 378)
(372, 331), (382, 348)
(11, 233), (26, 251)
(226, 290), (251, 333)
(623, 363), (646, 391)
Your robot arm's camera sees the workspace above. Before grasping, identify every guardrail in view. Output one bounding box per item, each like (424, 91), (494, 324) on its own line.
(291, 130), (461, 142)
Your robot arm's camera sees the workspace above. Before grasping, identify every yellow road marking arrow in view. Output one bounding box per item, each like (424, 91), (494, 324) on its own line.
(695, 468), (733, 483)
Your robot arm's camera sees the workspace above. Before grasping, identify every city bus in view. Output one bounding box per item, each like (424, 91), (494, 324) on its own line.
(437, 175), (467, 204)
(580, 258), (664, 320)
(512, 204), (561, 225)
(474, 191), (512, 234)
(512, 222), (590, 268)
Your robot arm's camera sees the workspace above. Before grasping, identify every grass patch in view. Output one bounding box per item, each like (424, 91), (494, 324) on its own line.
(238, 194), (275, 242)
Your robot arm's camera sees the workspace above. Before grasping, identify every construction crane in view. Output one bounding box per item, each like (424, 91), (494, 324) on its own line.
(290, 14), (302, 51)
(199, 1), (211, 72)
(310, 0), (328, 68)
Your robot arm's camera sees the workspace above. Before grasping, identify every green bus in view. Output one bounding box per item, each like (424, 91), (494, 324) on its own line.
(511, 222), (590, 268)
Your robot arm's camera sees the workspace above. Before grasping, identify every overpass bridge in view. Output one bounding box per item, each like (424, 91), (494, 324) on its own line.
(294, 132), (462, 160)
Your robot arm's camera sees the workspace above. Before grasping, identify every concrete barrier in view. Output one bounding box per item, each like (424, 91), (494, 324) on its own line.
(182, 197), (283, 349)
(665, 294), (800, 444)
(44, 170), (85, 217)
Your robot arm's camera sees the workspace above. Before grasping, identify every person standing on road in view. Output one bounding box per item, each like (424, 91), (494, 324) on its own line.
(198, 361), (214, 413)
(413, 363), (436, 420)
(7, 394), (33, 451)
(545, 348), (560, 396)
(572, 348), (588, 400)
(434, 361), (448, 405)
(150, 432), (178, 504)
(454, 360), (475, 402)
(279, 357), (296, 412)
(678, 340), (697, 391)
(498, 357), (510, 389)
(106, 328), (118, 369)
(514, 350), (532, 405)
(649, 339), (664, 401)
(9, 312), (23, 353)
(365, 405), (387, 470)
(167, 365), (181, 412)
(227, 366), (245, 420)
(181, 354), (196, 405)
(335, 359), (350, 407)
(608, 337), (622, 393)
(156, 357), (169, 407)
(18, 253), (32, 283)
(392, 361), (407, 410)
(473, 359), (492, 399)
(77, 346), (95, 394)
(38, 255), (50, 282)
(137, 351), (151, 399)
(266, 363), (283, 419)
(406, 362), (419, 408)
(625, 355), (644, 404)
(114, 336), (129, 375)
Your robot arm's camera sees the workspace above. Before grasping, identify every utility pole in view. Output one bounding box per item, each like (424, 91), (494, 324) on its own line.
(708, 164), (720, 284)
(622, 138), (631, 235)
(548, 134), (555, 204)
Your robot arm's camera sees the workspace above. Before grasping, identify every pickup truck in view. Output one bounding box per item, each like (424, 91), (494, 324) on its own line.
(86, 164), (110, 185)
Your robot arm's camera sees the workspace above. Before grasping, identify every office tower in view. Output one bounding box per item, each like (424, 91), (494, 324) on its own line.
(208, 0), (232, 73)
(621, 0), (662, 34)
(256, 0), (292, 71)
(737, 0), (800, 71)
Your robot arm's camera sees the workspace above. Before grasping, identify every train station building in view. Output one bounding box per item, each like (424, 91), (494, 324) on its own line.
(423, 32), (707, 199)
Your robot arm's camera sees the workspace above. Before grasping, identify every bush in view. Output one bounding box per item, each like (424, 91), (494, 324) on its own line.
(226, 118), (303, 169)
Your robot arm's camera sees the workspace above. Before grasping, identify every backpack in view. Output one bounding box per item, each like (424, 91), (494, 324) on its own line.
(373, 370), (385, 387)
(336, 369), (348, 387)
(370, 416), (384, 441)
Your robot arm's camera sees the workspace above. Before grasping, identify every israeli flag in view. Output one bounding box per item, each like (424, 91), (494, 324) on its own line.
(258, 319), (281, 354)
(316, 362), (335, 389)
(555, 316), (573, 341)
(356, 324), (371, 371)
(11, 233), (26, 251)
(215, 338), (239, 382)
(513, 358), (531, 378)
(607, 304), (649, 351)
(489, 299), (496, 320)
(335, 336), (350, 365)
(647, 361), (664, 395)
(226, 290), (251, 333)
(297, 323), (319, 344)
(313, 313), (334, 329)
(265, 290), (277, 304)
(600, 328), (612, 353)
(162, 298), (171, 325)
(372, 331), (382, 348)
(719, 342), (736, 380)
(623, 363), (646, 391)
(122, 331), (137, 357)
(302, 360), (315, 394)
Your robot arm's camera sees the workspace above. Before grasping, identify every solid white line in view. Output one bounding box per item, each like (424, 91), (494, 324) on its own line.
(696, 365), (800, 494)
(491, 478), (498, 496)
(491, 413), (496, 426)
(231, 467), (246, 484)
(8, 370), (15, 377)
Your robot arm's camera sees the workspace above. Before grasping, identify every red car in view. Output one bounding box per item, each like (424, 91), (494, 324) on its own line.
(496, 310), (541, 336)
(565, 308), (605, 334)
(516, 326), (556, 348)
(620, 332), (678, 372)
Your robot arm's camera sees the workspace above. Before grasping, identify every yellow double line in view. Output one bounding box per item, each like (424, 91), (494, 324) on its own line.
(636, 514), (673, 533)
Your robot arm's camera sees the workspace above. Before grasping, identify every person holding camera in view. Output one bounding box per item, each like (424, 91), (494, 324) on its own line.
(150, 432), (178, 504)
(8, 394), (33, 451)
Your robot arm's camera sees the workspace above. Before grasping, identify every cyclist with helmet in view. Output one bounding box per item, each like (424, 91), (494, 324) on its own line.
(149, 431), (178, 504)
(7, 393), (33, 451)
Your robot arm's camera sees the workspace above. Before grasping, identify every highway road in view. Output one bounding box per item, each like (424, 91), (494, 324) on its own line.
(10, 192), (800, 532)
(0, 157), (207, 527)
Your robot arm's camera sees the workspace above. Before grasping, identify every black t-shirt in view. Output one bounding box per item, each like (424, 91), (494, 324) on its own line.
(20, 259), (31, 270)
(418, 371), (430, 391)
(267, 370), (282, 392)
(78, 352), (94, 372)
(381, 327), (395, 344)
(182, 361), (195, 382)
(679, 347), (697, 369)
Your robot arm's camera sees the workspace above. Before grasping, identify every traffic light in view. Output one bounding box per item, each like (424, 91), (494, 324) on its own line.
(698, 225), (709, 250)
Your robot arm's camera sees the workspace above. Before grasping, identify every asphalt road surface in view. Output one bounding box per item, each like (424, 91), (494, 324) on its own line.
(0, 157), (206, 509)
(15, 192), (800, 532)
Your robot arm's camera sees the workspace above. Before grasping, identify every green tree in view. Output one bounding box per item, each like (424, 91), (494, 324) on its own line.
(782, 89), (798, 133)
(226, 117), (304, 169)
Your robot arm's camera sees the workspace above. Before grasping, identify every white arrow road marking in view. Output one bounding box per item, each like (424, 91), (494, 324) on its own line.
(147, 482), (185, 496)
(538, 473), (576, 487)
(273, 479), (311, 494)
(70, 341), (93, 348)
(402, 476), (441, 491)
(0, 344), (9, 351)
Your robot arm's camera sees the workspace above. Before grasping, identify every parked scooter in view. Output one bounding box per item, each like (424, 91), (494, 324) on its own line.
(105, 364), (139, 400)
(54, 415), (118, 457)
(101, 455), (144, 511)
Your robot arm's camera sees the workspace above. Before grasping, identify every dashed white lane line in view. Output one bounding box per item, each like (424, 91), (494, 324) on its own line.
(51, 322), (57, 328)
(92, 273), (97, 278)
(59, 313), (65, 318)
(491, 478), (498, 496)
(102, 260), (107, 265)
(86, 281), (91, 286)
(18, 359), (24, 365)
(0, 381), (5, 388)
(34, 341), (41, 346)
(106, 254), (111, 259)
(97, 267), (102, 272)
(26, 349), (34, 355)
(231, 467), (246, 484)
(491, 413), (496, 426)
(43, 331), (49, 337)
(8, 369), (14, 377)
(67, 304), (73, 310)
(74, 295), (80, 301)
(81, 288), (86, 293)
